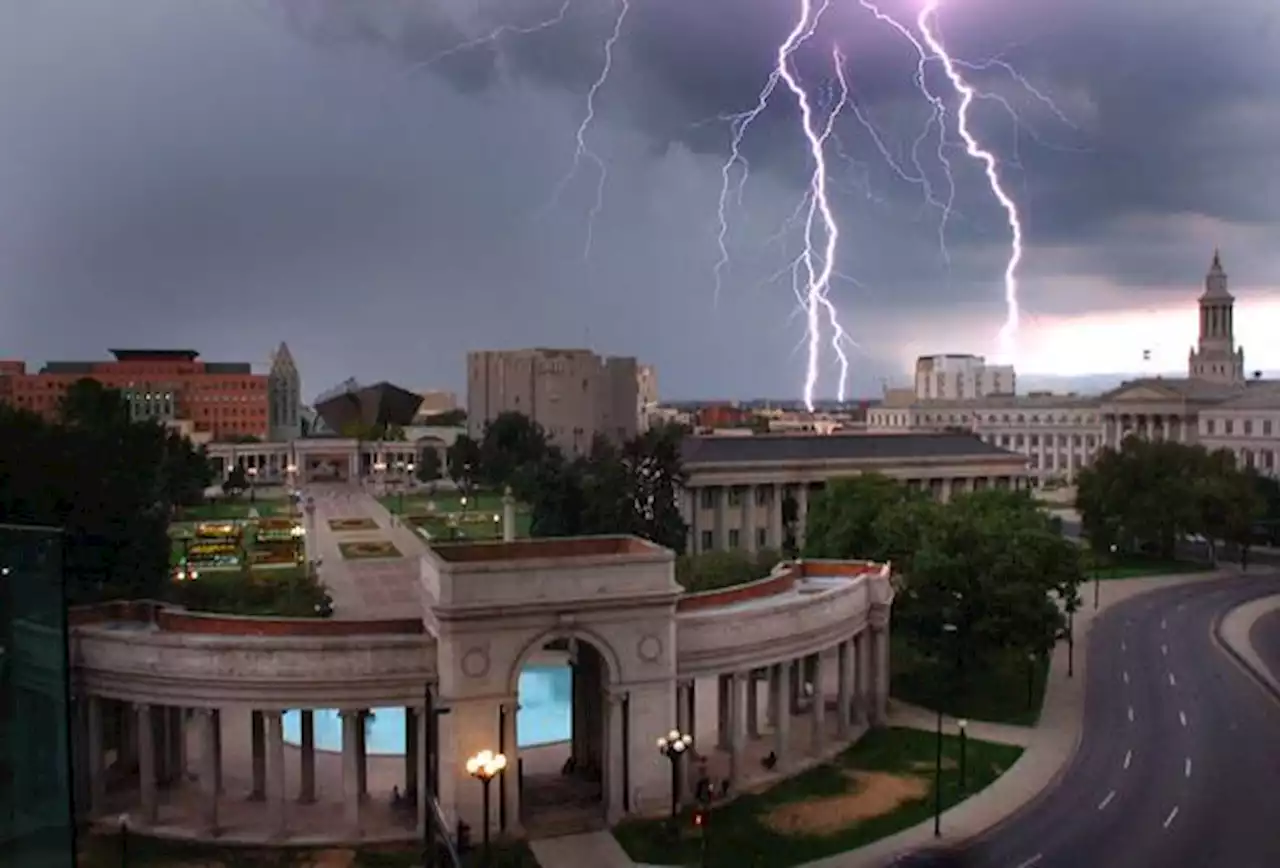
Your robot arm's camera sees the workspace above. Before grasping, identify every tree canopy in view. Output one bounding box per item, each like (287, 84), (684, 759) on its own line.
(1076, 437), (1263, 561)
(1, 379), (214, 604)
(803, 474), (1084, 679)
(415, 447), (443, 483)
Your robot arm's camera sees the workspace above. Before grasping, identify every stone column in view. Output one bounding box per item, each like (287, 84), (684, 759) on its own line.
(742, 487), (757, 553)
(771, 662), (792, 770)
(415, 705), (430, 837)
(765, 665), (780, 729)
(197, 709), (219, 835)
(501, 488), (517, 542)
(212, 710), (223, 794)
(810, 652), (826, 750)
(727, 673), (747, 790)
(769, 484), (784, 550)
(250, 711), (266, 800)
(873, 629), (891, 723)
(746, 671), (761, 739)
(405, 707), (419, 798)
(87, 695), (105, 812)
(168, 707), (186, 785)
(356, 711), (369, 799)
(853, 633), (870, 726)
(676, 680), (692, 736)
(299, 710), (316, 803)
(265, 711), (287, 837)
(340, 710), (362, 834)
(797, 484), (810, 550)
(836, 639), (853, 738)
(716, 674), (731, 750)
(713, 487), (726, 551)
(501, 701), (521, 835)
(136, 703), (158, 825)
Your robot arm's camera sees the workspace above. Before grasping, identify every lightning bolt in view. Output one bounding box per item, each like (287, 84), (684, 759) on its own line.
(545, 0), (631, 260)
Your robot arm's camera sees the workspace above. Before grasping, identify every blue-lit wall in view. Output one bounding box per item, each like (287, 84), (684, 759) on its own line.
(0, 525), (76, 868)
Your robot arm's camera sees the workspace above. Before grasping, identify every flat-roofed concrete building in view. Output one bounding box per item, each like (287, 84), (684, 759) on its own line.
(467, 348), (646, 455)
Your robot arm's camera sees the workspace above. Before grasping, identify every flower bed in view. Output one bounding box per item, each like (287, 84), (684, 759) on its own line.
(338, 540), (403, 560)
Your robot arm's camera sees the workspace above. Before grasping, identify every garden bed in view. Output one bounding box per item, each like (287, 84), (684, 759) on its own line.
(328, 517), (380, 532)
(338, 540), (403, 560)
(166, 565), (329, 618)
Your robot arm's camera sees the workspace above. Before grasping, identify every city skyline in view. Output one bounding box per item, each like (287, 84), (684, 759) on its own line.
(1, 0), (1277, 400)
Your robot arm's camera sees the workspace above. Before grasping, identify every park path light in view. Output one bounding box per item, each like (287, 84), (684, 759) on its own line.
(935, 622), (957, 837)
(956, 718), (968, 790)
(658, 729), (694, 820)
(466, 750), (507, 866)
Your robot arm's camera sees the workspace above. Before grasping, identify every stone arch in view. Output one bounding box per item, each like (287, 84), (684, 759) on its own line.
(505, 624), (623, 696)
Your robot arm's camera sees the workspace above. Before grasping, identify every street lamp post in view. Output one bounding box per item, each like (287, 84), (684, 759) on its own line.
(1067, 609), (1075, 679)
(118, 814), (129, 867)
(465, 749), (507, 867)
(1095, 542), (1117, 610)
(657, 729), (694, 821)
(247, 466), (258, 503)
(956, 719), (968, 791)
(1026, 652), (1038, 709)
(935, 622), (957, 837)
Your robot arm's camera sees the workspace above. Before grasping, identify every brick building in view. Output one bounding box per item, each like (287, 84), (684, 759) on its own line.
(0, 349), (272, 441)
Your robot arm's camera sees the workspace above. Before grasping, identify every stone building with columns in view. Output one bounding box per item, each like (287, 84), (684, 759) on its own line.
(61, 538), (894, 845)
(681, 431), (1031, 554)
(865, 252), (1280, 483)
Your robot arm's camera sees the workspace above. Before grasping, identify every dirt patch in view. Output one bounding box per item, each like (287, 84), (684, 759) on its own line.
(762, 771), (929, 837)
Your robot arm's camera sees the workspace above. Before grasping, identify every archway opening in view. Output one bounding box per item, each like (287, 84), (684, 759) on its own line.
(517, 636), (609, 831)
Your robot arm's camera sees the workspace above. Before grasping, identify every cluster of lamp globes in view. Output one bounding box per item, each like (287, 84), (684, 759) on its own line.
(465, 750), (508, 781)
(657, 730), (694, 755)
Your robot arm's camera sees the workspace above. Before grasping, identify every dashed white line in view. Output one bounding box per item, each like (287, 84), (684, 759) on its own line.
(1160, 617), (1167, 629)
(1164, 806), (1180, 829)
(1123, 671), (1130, 684)
(1121, 640), (1127, 652)
(1179, 710), (1188, 727)
(1124, 749), (1133, 769)
(1185, 758), (1192, 778)
(1098, 789), (1116, 810)
(1168, 672), (1177, 686)
(1014, 856), (1043, 868)
(1128, 706), (1135, 722)
(1161, 643), (1169, 655)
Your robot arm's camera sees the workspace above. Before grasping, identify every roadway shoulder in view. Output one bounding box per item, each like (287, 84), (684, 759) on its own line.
(1216, 593), (1280, 702)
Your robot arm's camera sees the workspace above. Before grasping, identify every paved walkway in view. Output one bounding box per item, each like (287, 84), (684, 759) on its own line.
(300, 484), (428, 620)
(531, 832), (634, 868)
(1218, 592), (1280, 697)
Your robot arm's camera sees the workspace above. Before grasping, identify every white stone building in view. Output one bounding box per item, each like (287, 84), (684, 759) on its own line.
(869, 252), (1280, 484)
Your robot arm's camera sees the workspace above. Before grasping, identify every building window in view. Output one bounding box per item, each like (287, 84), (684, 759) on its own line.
(757, 528), (768, 548)
(1266, 420), (1274, 437)
(700, 530), (714, 551)
(1206, 419), (1216, 435)
(1225, 420), (1234, 435)
(755, 486), (771, 506)
(1244, 420), (1253, 436)
(728, 487), (742, 507)
(728, 529), (740, 549)
(700, 489), (715, 509)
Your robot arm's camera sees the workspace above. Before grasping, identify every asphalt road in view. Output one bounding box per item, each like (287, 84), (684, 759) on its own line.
(961, 574), (1280, 868)
(1249, 607), (1280, 690)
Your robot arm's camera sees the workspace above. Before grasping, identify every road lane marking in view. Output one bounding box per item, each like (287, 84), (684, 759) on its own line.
(1128, 706), (1135, 722)
(1121, 640), (1127, 651)
(1185, 758), (1192, 778)
(1179, 711), (1188, 727)
(1161, 643), (1168, 655)
(1098, 790), (1116, 810)
(1124, 749), (1132, 769)
(1168, 672), (1177, 686)
(1013, 856), (1043, 868)
(1123, 671), (1130, 684)
(1164, 806), (1179, 829)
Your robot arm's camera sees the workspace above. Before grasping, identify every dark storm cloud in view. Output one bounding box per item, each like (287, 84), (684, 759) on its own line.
(1, 0), (1278, 400)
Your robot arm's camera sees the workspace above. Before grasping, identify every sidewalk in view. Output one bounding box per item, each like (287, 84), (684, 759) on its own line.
(1217, 592), (1280, 697)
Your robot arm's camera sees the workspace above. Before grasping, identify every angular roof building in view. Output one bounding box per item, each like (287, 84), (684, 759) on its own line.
(313, 380), (422, 434)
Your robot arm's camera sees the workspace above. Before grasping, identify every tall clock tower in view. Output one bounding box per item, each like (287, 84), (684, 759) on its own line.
(1188, 250), (1245, 384)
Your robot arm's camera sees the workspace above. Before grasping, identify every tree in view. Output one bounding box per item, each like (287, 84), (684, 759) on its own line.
(619, 423), (689, 552)
(224, 464), (249, 495)
(416, 448), (442, 483)
(676, 549), (781, 592)
(803, 474), (930, 562)
(525, 448), (591, 538)
(58, 378), (133, 429)
(447, 435), (481, 488)
(478, 412), (550, 495)
(780, 493), (799, 558)
(422, 408), (466, 427)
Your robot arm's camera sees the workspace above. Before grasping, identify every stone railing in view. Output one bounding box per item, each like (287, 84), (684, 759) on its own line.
(675, 565), (888, 676)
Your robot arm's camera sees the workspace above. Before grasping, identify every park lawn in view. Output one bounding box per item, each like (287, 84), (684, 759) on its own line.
(406, 512), (533, 541)
(176, 500), (285, 520)
(78, 832), (540, 867)
(381, 489), (517, 516)
(890, 636), (1049, 727)
(613, 727), (1022, 868)
(165, 564), (329, 618)
(1092, 555), (1213, 580)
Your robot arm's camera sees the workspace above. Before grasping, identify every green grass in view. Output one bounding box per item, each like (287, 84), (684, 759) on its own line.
(890, 636), (1049, 726)
(613, 727), (1022, 868)
(175, 499), (286, 520)
(79, 833), (540, 867)
(338, 540), (403, 560)
(381, 490), (511, 516)
(165, 565), (329, 618)
(1091, 555), (1213, 580)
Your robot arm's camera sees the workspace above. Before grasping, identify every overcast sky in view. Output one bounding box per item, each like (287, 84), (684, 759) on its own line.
(3, 0), (1278, 401)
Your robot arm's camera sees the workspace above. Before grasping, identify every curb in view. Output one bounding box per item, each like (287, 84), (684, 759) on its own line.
(1212, 598), (1280, 707)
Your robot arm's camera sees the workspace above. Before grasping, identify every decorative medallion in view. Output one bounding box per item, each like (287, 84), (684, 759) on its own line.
(637, 634), (663, 663)
(461, 646), (490, 679)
